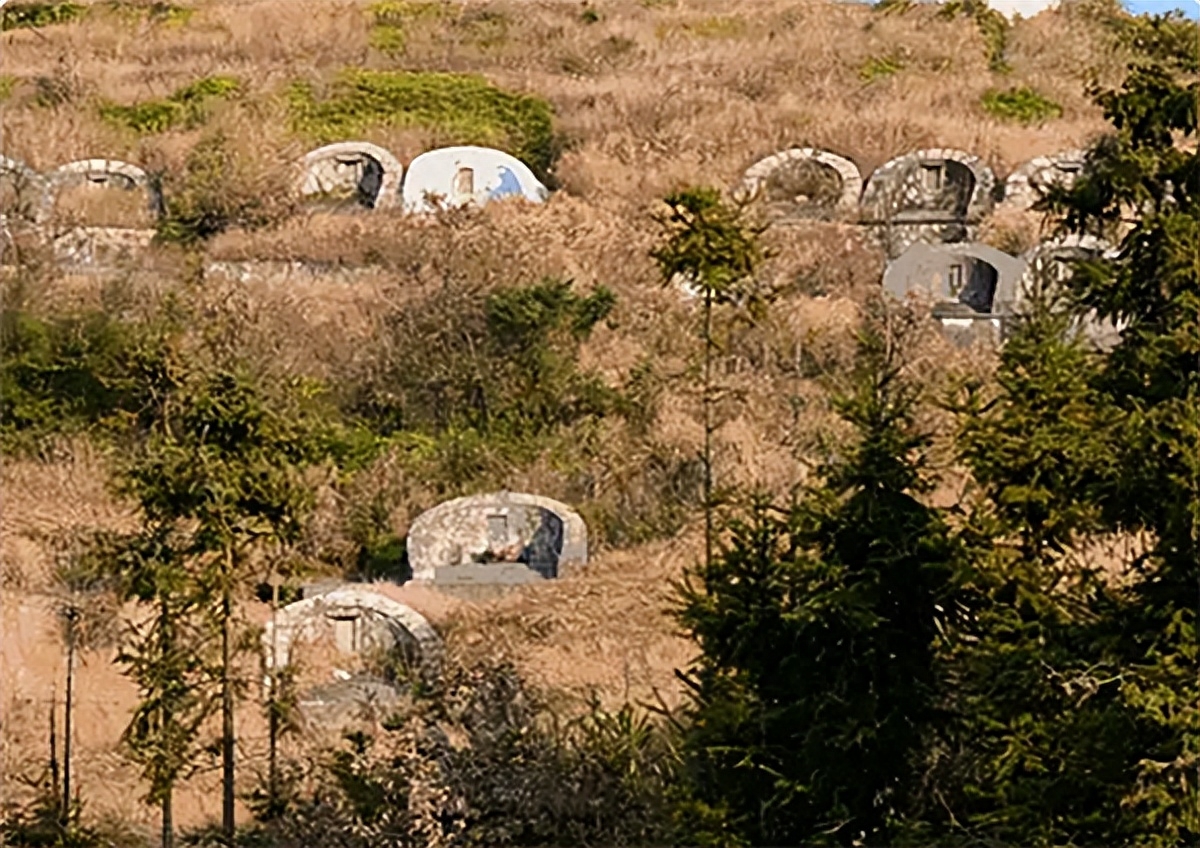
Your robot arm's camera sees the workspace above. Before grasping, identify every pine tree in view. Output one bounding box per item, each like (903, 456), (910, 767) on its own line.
(651, 187), (764, 569)
(946, 60), (1199, 845)
(676, 301), (963, 846)
(118, 368), (325, 844)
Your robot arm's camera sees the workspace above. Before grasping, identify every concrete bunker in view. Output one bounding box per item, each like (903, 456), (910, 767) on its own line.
(884, 241), (1027, 344)
(1018, 235), (1121, 349)
(299, 142), (403, 211)
(1, 156), (50, 226)
(740, 148), (862, 221)
(403, 146), (548, 213)
(406, 492), (587, 589)
(263, 586), (442, 681)
(862, 148), (995, 226)
(48, 159), (160, 228)
(1004, 150), (1086, 210)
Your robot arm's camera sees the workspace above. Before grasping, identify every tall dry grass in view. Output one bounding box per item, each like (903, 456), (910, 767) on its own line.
(0, 0), (1138, 833)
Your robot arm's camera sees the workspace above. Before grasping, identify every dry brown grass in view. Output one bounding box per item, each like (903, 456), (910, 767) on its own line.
(0, 0), (1139, 834)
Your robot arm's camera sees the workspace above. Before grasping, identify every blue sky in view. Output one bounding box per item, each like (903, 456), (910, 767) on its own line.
(850, 0), (1200, 18)
(1123, 0), (1199, 18)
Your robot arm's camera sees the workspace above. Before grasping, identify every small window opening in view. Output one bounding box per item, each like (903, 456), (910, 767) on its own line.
(330, 614), (360, 653)
(454, 167), (475, 196)
(947, 264), (965, 296)
(920, 163), (943, 191)
(487, 513), (506, 546)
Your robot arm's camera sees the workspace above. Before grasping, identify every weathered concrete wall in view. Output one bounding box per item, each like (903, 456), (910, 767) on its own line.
(863, 221), (978, 259)
(403, 146), (547, 213)
(861, 148), (996, 226)
(406, 492), (587, 585)
(51, 227), (156, 271)
(884, 241), (1027, 316)
(1003, 150), (1086, 210)
(204, 259), (393, 286)
(740, 148), (862, 222)
(1, 156), (51, 225)
(298, 141), (404, 211)
(262, 585), (443, 678)
(1017, 235), (1122, 350)
(49, 159), (162, 225)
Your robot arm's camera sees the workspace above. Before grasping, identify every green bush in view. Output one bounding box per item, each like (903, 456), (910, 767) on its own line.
(157, 132), (292, 244)
(0, 302), (177, 453)
(99, 75), (239, 134)
(859, 54), (904, 82)
(288, 69), (558, 180)
(1110, 9), (1199, 72)
(1, 2), (83, 31)
(367, 0), (446, 55)
(0, 76), (17, 102)
(939, 0), (1011, 72)
(982, 85), (1063, 124)
(105, 0), (194, 26)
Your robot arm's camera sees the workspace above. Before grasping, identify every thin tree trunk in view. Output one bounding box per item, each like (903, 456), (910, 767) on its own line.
(161, 596), (175, 848)
(49, 687), (59, 808)
(267, 580), (279, 816)
(703, 288), (713, 571)
(162, 788), (174, 848)
(221, 548), (235, 844)
(62, 611), (76, 824)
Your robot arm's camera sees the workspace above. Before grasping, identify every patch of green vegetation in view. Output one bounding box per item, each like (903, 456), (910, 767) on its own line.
(1110, 9), (1199, 73)
(580, 5), (600, 24)
(939, 0), (1010, 72)
(874, 0), (914, 13)
(459, 7), (509, 48)
(0, 298), (179, 454)
(99, 75), (240, 134)
(859, 54), (904, 82)
(0, 76), (18, 102)
(367, 0), (445, 55)
(981, 85), (1063, 124)
(288, 69), (557, 180)
(102, 1), (194, 26)
(1, 2), (83, 31)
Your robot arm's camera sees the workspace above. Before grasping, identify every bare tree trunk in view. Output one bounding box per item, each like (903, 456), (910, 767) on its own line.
(162, 789), (174, 848)
(221, 549), (236, 844)
(267, 580), (279, 816)
(49, 688), (59, 807)
(62, 610), (77, 824)
(703, 287), (714, 571)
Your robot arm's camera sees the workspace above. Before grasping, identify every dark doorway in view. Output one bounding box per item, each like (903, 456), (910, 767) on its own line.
(958, 259), (998, 313)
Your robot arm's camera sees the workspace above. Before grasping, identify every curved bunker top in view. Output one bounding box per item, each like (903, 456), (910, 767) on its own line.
(402, 146), (548, 213)
(48, 159), (161, 227)
(884, 241), (1027, 318)
(740, 148), (862, 222)
(262, 585), (443, 679)
(298, 141), (404, 211)
(406, 492), (587, 589)
(861, 148), (995, 225)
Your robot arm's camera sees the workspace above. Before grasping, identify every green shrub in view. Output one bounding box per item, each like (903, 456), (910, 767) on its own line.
(287, 69), (558, 180)
(982, 85), (1063, 124)
(1110, 9), (1199, 72)
(157, 132), (290, 244)
(367, 0), (446, 55)
(939, 0), (1011, 72)
(100, 1), (194, 26)
(0, 76), (17, 102)
(1, 2), (83, 31)
(99, 75), (239, 134)
(0, 301), (177, 453)
(859, 54), (904, 82)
